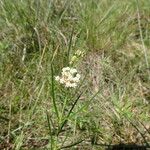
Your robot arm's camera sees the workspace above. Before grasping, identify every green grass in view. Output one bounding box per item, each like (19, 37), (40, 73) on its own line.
(0, 0), (150, 149)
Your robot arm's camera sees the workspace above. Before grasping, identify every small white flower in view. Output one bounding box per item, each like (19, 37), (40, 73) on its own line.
(62, 71), (71, 77)
(70, 83), (77, 88)
(65, 82), (72, 88)
(73, 77), (79, 82)
(65, 82), (77, 88)
(59, 78), (65, 84)
(76, 74), (81, 79)
(62, 67), (70, 72)
(55, 76), (60, 81)
(70, 68), (77, 74)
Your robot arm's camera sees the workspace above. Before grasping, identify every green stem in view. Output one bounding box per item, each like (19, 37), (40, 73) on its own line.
(51, 64), (59, 120)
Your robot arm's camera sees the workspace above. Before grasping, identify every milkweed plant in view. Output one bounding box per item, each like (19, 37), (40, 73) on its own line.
(47, 50), (85, 149)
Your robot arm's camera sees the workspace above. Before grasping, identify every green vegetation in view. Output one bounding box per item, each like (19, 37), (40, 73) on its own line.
(0, 0), (150, 149)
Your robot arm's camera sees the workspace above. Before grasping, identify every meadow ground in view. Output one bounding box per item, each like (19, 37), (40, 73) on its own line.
(0, 0), (150, 149)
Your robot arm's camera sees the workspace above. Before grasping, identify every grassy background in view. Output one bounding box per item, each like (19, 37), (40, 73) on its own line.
(0, 0), (150, 149)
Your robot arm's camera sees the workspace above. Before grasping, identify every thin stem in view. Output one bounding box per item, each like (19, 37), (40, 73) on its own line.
(46, 111), (54, 150)
(51, 64), (59, 120)
(57, 92), (83, 135)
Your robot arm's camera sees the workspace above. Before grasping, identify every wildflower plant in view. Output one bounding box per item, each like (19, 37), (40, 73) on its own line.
(47, 64), (83, 149)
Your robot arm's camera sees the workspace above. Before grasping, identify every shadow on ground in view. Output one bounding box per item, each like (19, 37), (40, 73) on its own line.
(105, 144), (149, 150)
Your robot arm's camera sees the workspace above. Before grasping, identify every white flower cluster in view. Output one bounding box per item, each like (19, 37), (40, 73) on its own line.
(55, 67), (81, 88)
